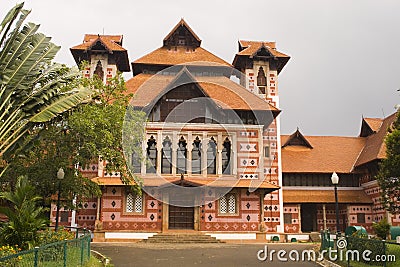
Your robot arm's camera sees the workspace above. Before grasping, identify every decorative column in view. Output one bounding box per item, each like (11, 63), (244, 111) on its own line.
(156, 132), (162, 175)
(322, 204), (327, 230)
(217, 132), (223, 175)
(172, 131), (178, 176)
(187, 132), (192, 175)
(202, 132), (208, 177)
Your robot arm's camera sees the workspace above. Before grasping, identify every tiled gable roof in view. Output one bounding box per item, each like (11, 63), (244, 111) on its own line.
(237, 40), (289, 58)
(282, 128), (313, 148)
(281, 135), (366, 173)
(355, 112), (398, 167)
(364, 118), (383, 132)
(71, 34), (126, 52)
(70, 34), (130, 71)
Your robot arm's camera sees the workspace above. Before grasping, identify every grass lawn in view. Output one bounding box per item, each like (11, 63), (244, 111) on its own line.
(335, 242), (400, 267)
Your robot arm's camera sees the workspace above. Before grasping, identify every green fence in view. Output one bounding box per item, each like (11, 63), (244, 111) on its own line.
(0, 229), (91, 267)
(320, 230), (334, 251)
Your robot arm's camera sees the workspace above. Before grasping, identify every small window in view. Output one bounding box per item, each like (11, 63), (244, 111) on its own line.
(284, 213), (292, 224)
(264, 146), (270, 158)
(126, 193), (143, 213)
(357, 213), (366, 224)
(60, 211), (69, 222)
(219, 193), (237, 214)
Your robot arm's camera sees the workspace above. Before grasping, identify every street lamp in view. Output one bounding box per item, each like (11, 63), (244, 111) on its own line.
(331, 172), (340, 236)
(55, 167), (64, 231)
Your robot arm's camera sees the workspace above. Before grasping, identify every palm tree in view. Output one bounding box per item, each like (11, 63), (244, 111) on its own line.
(0, 3), (90, 172)
(0, 176), (48, 249)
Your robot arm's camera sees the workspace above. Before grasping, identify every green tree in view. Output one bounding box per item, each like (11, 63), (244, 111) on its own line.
(377, 110), (400, 213)
(0, 176), (48, 249)
(2, 74), (145, 205)
(0, 3), (90, 174)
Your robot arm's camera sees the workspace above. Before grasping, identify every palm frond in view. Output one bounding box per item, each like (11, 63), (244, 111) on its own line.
(29, 87), (92, 122)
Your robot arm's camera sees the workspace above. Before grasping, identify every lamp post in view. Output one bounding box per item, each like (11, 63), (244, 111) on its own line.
(55, 167), (64, 231)
(331, 172), (340, 236)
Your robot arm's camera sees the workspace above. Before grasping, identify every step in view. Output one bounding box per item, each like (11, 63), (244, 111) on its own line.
(142, 233), (223, 243)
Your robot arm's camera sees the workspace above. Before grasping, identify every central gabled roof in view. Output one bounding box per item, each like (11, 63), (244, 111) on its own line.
(125, 68), (279, 114)
(131, 19), (232, 75)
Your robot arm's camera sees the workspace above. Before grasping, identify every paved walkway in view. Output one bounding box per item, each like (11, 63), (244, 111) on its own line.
(91, 242), (322, 267)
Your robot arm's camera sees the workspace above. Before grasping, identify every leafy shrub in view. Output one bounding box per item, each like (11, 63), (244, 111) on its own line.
(0, 245), (21, 266)
(0, 176), (48, 249)
(36, 229), (75, 262)
(37, 228), (75, 246)
(372, 218), (391, 240)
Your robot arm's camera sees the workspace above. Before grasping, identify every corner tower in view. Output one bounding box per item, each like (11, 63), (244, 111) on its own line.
(233, 40), (290, 233)
(70, 34), (130, 82)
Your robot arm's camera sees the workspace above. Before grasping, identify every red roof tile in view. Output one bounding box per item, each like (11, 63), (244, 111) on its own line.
(71, 35), (126, 52)
(237, 40), (289, 58)
(133, 47), (231, 67)
(364, 118), (383, 132)
(281, 135), (366, 173)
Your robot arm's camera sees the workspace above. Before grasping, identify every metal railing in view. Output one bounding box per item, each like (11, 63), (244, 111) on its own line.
(0, 228), (91, 267)
(320, 230), (334, 251)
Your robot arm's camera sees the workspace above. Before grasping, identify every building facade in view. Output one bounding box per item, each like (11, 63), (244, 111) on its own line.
(51, 20), (399, 241)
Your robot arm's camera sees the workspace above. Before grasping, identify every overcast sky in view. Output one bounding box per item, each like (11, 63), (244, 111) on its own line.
(2, 0), (399, 136)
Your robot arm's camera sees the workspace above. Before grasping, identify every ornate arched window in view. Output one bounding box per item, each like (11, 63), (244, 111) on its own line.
(192, 136), (202, 174)
(161, 136), (172, 174)
(146, 136), (157, 173)
(257, 67), (267, 86)
(222, 137), (232, 175)
(207, 137), (217, 175)
(177, 136), (187, 174)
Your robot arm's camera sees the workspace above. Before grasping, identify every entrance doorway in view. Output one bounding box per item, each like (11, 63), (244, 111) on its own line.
(301, 203), (317, 232)
(168, 205), (194, 229)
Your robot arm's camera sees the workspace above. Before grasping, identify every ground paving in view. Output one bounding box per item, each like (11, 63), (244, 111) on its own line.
(91, 242), (322, 267)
